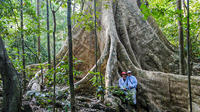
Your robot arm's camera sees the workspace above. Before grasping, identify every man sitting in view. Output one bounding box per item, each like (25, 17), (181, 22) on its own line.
(118, 72), (128, 92)
(126, 71), (137, 105)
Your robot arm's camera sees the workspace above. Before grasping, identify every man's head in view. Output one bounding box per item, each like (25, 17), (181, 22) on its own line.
(127, 71), (132, 76)
(121, 72), (127, 79)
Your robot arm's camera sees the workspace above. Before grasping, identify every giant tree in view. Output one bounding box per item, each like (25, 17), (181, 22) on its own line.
(29, 0), (200, 111)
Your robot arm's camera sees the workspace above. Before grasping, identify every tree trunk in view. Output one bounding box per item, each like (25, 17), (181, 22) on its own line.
(37, 0), (41, 61)
(21, 0), (26, 93)
(50, 1), (65, 111)
(177, 0), (185, 75)
(52, 10), (56, 112)
(94, 0), (98, 82)
(46, 0), (51, 70)
(29, 0), (200, 111)
(34, 34), (37, 63)
(186, 0), (192, 111)
(0, 36), (21, 112)
(67, 0), (76, 111)
(81, 0), (85, 12)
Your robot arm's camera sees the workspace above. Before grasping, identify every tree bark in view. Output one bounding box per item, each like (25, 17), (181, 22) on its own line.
(37, 0), (41, 61)
(186, 0), (192, 111)
(81, 0), (85, 12)
(49, 1), (64, 111)
(52, 10), (56, 112)
(94, 0), (98, 82)
(68, 0), (76, 111)
(21, 0), (26, 93)
(0, 36), (21, 112)
(177, 0), (185, 75)
(46, 0), (51, 70)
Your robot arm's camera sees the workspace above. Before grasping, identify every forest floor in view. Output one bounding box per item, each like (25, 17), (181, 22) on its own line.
(3, 79), (133, 112)
(22, 96), (117, 112)
(0, 75), (138, 112)
(20, 82), (137, 112)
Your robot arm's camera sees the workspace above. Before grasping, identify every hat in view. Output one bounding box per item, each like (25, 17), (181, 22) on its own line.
(121, 72), (127, 76)
(127, 71), (132, 74)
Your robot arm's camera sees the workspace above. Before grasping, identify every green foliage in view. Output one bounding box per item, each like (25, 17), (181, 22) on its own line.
(89, 71), (105, 98)
(73, 10), (101, 31)
(140, 3), (151, 20)
(0, 0), (68, 65)
(89, 71), (104, 86)
(44, 56), (83, 87)
(26, 90), (69, 109)
(45, 62), (69, 86)
(109, 86), (134, 104)
(0, 0), (105, 68)
(144, 0), (200, 59)
(26, 90), (52, 107)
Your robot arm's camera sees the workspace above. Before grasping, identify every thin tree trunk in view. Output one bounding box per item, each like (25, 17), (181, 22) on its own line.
(21, 0), (26, 93)
(31, 0), (36, 64)
(34, 35), (37, 63)
(94, 0), (98, 82)
(67, 0), (75, 111)
(17, 35), (20, 62)
(177, 0), (184, 75)
(186, 0), (192, 111)
(81, 0), (85, 12)
(0, 36), (21, 112)
(36, 0), (43, 88)
(183, 0), (187, 17)
(52, 10), (56, 112)
(49, 1), (63, 110)
(46, 0), (51, 70)
(37, 0), (41, 61)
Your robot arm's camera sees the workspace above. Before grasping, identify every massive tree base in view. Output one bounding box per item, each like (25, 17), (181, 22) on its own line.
(28, 0), (200, 111)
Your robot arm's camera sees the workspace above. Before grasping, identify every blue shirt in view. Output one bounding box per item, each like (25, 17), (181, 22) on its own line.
(127, 75), (137, 89)
(118, 77), (128, 90)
